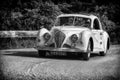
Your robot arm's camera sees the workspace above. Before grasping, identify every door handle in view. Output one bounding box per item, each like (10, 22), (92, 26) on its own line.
(100, 32), (103, 35)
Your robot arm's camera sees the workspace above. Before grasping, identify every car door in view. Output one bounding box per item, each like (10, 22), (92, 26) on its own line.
(92, 19), (103, 51)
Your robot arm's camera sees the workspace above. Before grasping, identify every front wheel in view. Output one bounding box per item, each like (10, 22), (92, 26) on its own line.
(38, 50), (46, 57)
(83, 41), (91, 60)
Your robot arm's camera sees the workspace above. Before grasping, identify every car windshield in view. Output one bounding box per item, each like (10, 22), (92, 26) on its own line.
(55, 16), (91, 28)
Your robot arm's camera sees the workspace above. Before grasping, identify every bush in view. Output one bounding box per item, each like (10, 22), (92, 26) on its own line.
(0, 1), (62, 30)
(0, 37), (36, 49)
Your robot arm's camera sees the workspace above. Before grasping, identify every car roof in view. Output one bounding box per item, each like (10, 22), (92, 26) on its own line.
(57, 13), (98, 20)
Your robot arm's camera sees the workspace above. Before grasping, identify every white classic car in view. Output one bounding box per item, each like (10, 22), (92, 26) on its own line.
(35, 14), (110, 60)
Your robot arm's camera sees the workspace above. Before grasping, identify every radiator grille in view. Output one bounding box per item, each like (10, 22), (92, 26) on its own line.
(54, 30), (65, 48)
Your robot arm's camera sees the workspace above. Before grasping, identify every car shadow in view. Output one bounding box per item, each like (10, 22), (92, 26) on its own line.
(3, 51), (100, 61)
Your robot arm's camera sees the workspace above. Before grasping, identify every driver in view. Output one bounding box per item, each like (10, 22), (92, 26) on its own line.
(65, 17), (74, 26)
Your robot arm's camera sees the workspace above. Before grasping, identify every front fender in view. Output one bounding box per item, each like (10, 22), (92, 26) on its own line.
(36, 28), (51, 46)
(81, 30), (92, 51)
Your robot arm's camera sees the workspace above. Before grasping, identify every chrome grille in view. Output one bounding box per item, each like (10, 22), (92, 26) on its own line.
(54, 29), (65, 48)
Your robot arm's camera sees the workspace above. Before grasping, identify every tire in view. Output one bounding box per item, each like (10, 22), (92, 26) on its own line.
(38, 50), (46, 57)
(99, 51), (106, 56)
(83, 41), (91, 60)
(100, 47), (107, 56)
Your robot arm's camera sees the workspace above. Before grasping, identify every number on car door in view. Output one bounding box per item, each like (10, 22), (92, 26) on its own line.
(92, 19), (103, 51)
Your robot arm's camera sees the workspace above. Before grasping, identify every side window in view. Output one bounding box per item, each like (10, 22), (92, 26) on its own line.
(93, 19), (100, 30)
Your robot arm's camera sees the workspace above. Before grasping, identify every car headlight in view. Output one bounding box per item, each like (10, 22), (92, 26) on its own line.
(43, 33), (51, 41)
(70, 34), (78, 43)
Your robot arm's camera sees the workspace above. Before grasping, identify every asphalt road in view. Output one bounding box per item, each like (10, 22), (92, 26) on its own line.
(0, 45), (120, 80)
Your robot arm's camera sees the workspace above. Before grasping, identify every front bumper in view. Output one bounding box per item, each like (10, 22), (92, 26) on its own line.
(35, 46), (87, 53)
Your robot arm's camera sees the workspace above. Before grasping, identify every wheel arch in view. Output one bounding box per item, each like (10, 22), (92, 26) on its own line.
(81, 30), (94, 51)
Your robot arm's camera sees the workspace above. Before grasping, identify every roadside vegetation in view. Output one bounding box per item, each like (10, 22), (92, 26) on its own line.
(0, 0), (120, 49)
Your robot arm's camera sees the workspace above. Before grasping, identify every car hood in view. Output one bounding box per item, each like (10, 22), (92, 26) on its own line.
(51, 26), (90, 34)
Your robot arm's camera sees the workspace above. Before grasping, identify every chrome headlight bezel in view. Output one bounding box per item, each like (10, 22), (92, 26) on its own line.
(70, 34), (79, 43)
(43, 33), (51, 42)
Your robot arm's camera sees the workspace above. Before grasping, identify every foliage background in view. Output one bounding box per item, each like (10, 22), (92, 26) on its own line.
(0, 0), (120, 49)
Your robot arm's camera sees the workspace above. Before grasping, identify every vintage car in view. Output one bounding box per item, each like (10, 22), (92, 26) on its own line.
(35, 14), (110, 60)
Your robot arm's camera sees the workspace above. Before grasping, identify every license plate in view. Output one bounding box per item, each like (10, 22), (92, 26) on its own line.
(51, 51), (66, 56)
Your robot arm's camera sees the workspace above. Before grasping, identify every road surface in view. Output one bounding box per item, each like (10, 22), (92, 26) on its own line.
(0, 45), (120, 80)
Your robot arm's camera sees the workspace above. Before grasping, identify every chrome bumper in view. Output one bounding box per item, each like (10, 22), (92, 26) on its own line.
(35, 46), (87, 53)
